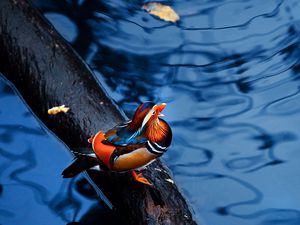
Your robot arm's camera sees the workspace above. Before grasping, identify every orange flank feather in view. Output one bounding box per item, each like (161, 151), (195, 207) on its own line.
(92, 132), (116, 169)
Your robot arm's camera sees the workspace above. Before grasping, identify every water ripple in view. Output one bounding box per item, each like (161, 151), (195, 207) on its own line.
(15, 0), (300, 224)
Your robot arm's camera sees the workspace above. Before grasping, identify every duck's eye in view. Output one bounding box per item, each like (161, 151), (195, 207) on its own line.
(152, 111), (156, 115)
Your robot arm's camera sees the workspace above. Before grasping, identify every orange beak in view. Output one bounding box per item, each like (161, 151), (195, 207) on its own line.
(154, 103), (166, 116)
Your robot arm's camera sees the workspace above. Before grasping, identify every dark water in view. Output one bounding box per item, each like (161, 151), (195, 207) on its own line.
(2, 0), (300, 224)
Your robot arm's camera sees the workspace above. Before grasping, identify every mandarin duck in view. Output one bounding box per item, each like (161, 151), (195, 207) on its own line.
(62, 102), (172, 185)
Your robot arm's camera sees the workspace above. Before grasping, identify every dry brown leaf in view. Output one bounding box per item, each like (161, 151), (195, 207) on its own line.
(48, 105), (70, 115)
(143, 2), (179, 23)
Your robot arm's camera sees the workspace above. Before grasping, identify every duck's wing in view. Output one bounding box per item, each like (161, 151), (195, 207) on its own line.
(105, 128), (147, 155)
(104, 120), (147, 146)
(115, 143), (146, 155)
(62, 155), (98, 178)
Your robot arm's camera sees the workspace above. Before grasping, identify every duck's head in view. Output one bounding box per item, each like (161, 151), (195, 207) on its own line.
(130, 102), (166, 130)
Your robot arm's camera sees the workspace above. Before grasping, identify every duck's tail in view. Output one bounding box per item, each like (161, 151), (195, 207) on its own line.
(62, 155), (98, 178)
(62, 148), (113, 209)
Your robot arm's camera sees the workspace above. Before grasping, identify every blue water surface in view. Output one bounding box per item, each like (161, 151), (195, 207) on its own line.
(2, 0), (300, 224)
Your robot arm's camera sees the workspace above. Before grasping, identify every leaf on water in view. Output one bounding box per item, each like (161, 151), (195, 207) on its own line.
(143, 2), (179, 23)
(48, 105), (70, 115)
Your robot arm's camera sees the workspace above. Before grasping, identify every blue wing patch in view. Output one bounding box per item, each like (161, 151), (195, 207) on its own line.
(105, 122), (147, 146)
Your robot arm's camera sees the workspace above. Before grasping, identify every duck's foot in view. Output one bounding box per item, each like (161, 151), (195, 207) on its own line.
(131, 171), (152, 186)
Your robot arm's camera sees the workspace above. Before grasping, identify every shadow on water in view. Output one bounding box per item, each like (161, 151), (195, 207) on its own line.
(2, 0), (300, 224)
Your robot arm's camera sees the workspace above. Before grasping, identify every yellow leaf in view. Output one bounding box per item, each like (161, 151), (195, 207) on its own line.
(143, 2), (179, 23)
(48, 105), (70, 115)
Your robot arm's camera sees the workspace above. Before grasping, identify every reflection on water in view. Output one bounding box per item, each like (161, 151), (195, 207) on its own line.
(3, 0), (300, 224)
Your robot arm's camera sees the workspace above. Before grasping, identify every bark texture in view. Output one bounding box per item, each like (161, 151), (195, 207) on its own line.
(0, 0), (196, 224)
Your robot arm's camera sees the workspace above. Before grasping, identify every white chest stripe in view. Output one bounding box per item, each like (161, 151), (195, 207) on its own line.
(147, 141), (165, 154)
(153, 142), (167, 150)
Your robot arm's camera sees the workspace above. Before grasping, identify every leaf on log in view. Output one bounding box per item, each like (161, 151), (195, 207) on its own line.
(48, 105), (70, 115)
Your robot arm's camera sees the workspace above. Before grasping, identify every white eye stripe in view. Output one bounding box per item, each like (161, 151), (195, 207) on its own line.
(141, 108), (155, 129)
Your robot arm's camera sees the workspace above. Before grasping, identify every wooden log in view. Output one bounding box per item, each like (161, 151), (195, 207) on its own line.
(0, 0), (197, 224)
